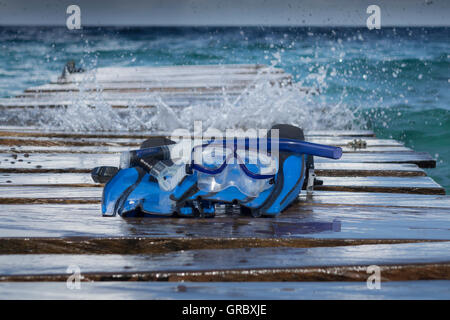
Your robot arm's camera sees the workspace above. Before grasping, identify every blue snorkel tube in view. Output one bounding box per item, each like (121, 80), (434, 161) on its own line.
(121, 138), (342, 168)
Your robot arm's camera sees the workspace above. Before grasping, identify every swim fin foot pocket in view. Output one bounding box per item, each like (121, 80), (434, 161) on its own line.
(98, 124), (341, 218)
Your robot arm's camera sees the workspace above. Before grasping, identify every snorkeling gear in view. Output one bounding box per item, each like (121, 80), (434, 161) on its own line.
(93, 124), (342, 217)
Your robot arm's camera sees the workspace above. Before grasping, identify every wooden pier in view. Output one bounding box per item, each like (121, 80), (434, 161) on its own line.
(0, 64), (449, 299)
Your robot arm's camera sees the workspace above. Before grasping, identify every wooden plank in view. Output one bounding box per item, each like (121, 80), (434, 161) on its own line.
(306, 130), (375, 137)
(317, 152), (436, 168)
(314, 162), (425, 177)
(0, 242), (448, 277)
(0, 152), (435, 172)
(0, 186), (101, 203)
(0, 280), (448, 299)
(0, 135), (402, 149)
(60, 64), (283, 81)
(315, 176), (445, 195)
(0, 128), (374, 139)
(0, 145), (130, 154)
(14, 91), (243, 100)
(0, 153), (118, 171)
(309, 137), (403, 147)
(0, 136), (400, 150)
(0, 162), (426, 177)
(61, 72), (290, 83)
(0, 203), (449, 239)
(0, 136), (140, 147)
(24, 76), (291, 93)
(1, 173), (441, 195)
(0, 173), (96, 186)
(300, 191), (450, 209)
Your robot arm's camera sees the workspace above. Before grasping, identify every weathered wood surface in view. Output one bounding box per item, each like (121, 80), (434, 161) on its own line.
(25, 65), (291, 93)
(0, 280), (448, 299)
(58, 64), (285, 82)
(315, 176), (445, 194)
(314, 162), (425, 177)
(299, 191), (450, 209)
(0, 151), (436, 171)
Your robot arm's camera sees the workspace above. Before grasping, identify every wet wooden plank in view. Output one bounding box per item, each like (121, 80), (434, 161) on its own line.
(0, 127), (374, 139)
(60, 72), (290, 84)
(0, 186), (101, 203)
(314, 162), (425, 177)
(14, 91), (243, 101)
(61, 64), (280, 80)
(300, 191), (450, 209)
(0, 136), (401, 151)
(0, 136), (140, 147)
(306, 130), (375, 137)
(0, 162), (426, 177)
(0, 173), (97, 186)
(60, 64), (283, 81)
(309, 137), (403, 147)
(316, 176), (445, 195)
(317, 152), (436, 168)
(0, 153), (118, 171)
(0, 280), (448, 299)
(0, 151), (435, 173)
(0, 203), (449, 239)
(0, 279), (448, 300)
(0, 98), (208, 109)
(0, 238), (424, 255)
(0, 145), (131, 154)
(0, 242), (448, 277)
(1, 173), (441, 195)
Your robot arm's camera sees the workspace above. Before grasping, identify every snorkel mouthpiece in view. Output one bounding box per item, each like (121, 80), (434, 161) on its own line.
(120, 145), (173, 169)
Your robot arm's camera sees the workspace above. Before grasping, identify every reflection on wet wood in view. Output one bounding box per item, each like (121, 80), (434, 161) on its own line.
(0, 280), (448, 299)
(0, 203), (449, 239)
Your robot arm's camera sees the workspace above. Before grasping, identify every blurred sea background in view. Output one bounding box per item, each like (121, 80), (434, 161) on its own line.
(0, 26), (448, 190)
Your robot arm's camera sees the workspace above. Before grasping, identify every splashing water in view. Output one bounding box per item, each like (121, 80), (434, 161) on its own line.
(2, 65), (361, 133)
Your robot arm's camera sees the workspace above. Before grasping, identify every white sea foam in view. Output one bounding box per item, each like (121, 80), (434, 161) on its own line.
(1, 64), (363, 132)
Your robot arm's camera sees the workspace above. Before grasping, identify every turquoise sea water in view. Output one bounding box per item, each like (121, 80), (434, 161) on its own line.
(0, 27), (448, 191)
